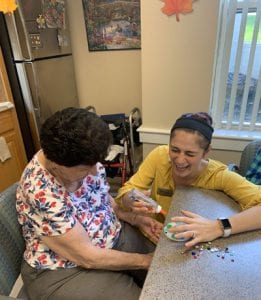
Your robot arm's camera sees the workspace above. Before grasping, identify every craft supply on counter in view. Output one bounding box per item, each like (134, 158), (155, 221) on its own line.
(164, 221), (189, 241)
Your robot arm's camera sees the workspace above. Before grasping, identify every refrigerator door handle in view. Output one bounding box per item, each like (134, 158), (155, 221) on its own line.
(5, 5), (32, 60)
(26, 61), (41, 118)
(16, 63), (41, 149)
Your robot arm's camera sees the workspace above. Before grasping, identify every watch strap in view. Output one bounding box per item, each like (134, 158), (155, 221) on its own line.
(218, 218), (232, 238)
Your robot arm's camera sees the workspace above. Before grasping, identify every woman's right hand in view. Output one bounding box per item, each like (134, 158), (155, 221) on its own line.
(122, 190), (156, 214)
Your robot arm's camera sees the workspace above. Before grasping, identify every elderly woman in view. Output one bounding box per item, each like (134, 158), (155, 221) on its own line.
(17, 107), (162, 300)
(116, 112), (261, 248)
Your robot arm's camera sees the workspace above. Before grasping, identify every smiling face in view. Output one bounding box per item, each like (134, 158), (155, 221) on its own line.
(169, 129), (210, 183)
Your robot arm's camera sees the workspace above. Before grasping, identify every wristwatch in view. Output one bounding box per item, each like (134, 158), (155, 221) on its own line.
(218, 218), (232, 237)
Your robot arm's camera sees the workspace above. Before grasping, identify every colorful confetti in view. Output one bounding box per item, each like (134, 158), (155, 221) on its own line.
(181, 242), (235, 262)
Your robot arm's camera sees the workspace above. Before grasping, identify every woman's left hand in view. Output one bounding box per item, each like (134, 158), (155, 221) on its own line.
(134, 215), (163, 244)
(170, 210), (223, 248)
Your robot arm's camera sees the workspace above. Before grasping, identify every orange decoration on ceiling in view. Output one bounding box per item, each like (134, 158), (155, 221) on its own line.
(0, 0), (18, 14)
(161, 0), (194, 22)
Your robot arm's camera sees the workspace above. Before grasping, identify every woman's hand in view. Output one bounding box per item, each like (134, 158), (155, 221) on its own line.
(170, 210), (223, 248)
(122, 190), (157, 214)
(133, 215), (163, 244)
(111, 195), (162, 243)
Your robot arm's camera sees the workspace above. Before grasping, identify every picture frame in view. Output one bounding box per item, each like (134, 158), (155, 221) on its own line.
(82, 0), (141, 51)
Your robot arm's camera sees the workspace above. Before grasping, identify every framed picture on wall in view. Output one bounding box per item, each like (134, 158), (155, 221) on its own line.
(82, 0), (141, 51)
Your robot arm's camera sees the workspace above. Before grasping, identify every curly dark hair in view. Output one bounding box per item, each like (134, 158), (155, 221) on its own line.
(40, 107), (112, 167)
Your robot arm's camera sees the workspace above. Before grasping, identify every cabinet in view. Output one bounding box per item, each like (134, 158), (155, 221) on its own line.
(0, 47), (27, 192)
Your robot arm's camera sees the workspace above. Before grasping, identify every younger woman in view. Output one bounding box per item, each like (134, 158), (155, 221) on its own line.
(116, 112), (261, 247)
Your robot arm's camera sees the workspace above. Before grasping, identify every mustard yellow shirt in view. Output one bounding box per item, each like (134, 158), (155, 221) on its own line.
(116, 145), (261, 217)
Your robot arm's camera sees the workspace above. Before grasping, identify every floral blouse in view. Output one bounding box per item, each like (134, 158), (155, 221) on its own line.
(16, 152), (121, 270)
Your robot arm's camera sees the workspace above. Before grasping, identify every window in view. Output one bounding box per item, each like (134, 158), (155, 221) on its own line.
(211, 0), (261, 132)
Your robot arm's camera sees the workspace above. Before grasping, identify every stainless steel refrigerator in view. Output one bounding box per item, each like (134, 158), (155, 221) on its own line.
(4, 0), (78, 150)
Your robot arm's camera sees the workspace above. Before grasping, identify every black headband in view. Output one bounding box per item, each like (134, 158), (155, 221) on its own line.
(171, 117), (214, 142)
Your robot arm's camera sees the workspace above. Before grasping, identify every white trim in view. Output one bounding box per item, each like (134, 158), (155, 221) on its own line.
(9, 274), (24, 298)
(137, 127), (170, 144)
(138, 126), (261, 151)
(237, 0), (258, 9)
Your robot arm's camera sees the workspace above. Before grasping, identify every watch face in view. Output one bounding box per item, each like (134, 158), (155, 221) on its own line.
(221, 218), (231, 229)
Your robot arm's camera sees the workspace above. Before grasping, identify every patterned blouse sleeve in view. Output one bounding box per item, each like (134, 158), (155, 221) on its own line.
(26, 186), (77, 237)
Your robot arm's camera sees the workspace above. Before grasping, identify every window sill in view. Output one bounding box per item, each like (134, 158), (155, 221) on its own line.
(138, 126), (261, 151)
(211, 129), (261, 151)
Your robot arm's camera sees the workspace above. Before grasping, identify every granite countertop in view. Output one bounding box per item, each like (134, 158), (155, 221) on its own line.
(140, 187), (261, 300)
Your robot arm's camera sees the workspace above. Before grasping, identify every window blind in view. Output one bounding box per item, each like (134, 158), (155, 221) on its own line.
(211, 0), (261, 131)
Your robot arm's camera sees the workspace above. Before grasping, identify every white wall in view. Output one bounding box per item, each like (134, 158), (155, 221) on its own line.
(67, 0), (141, 115)
(139, 0), (243, 165)
(67, 0), (244, 165)
(141, 0), (220, 129)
